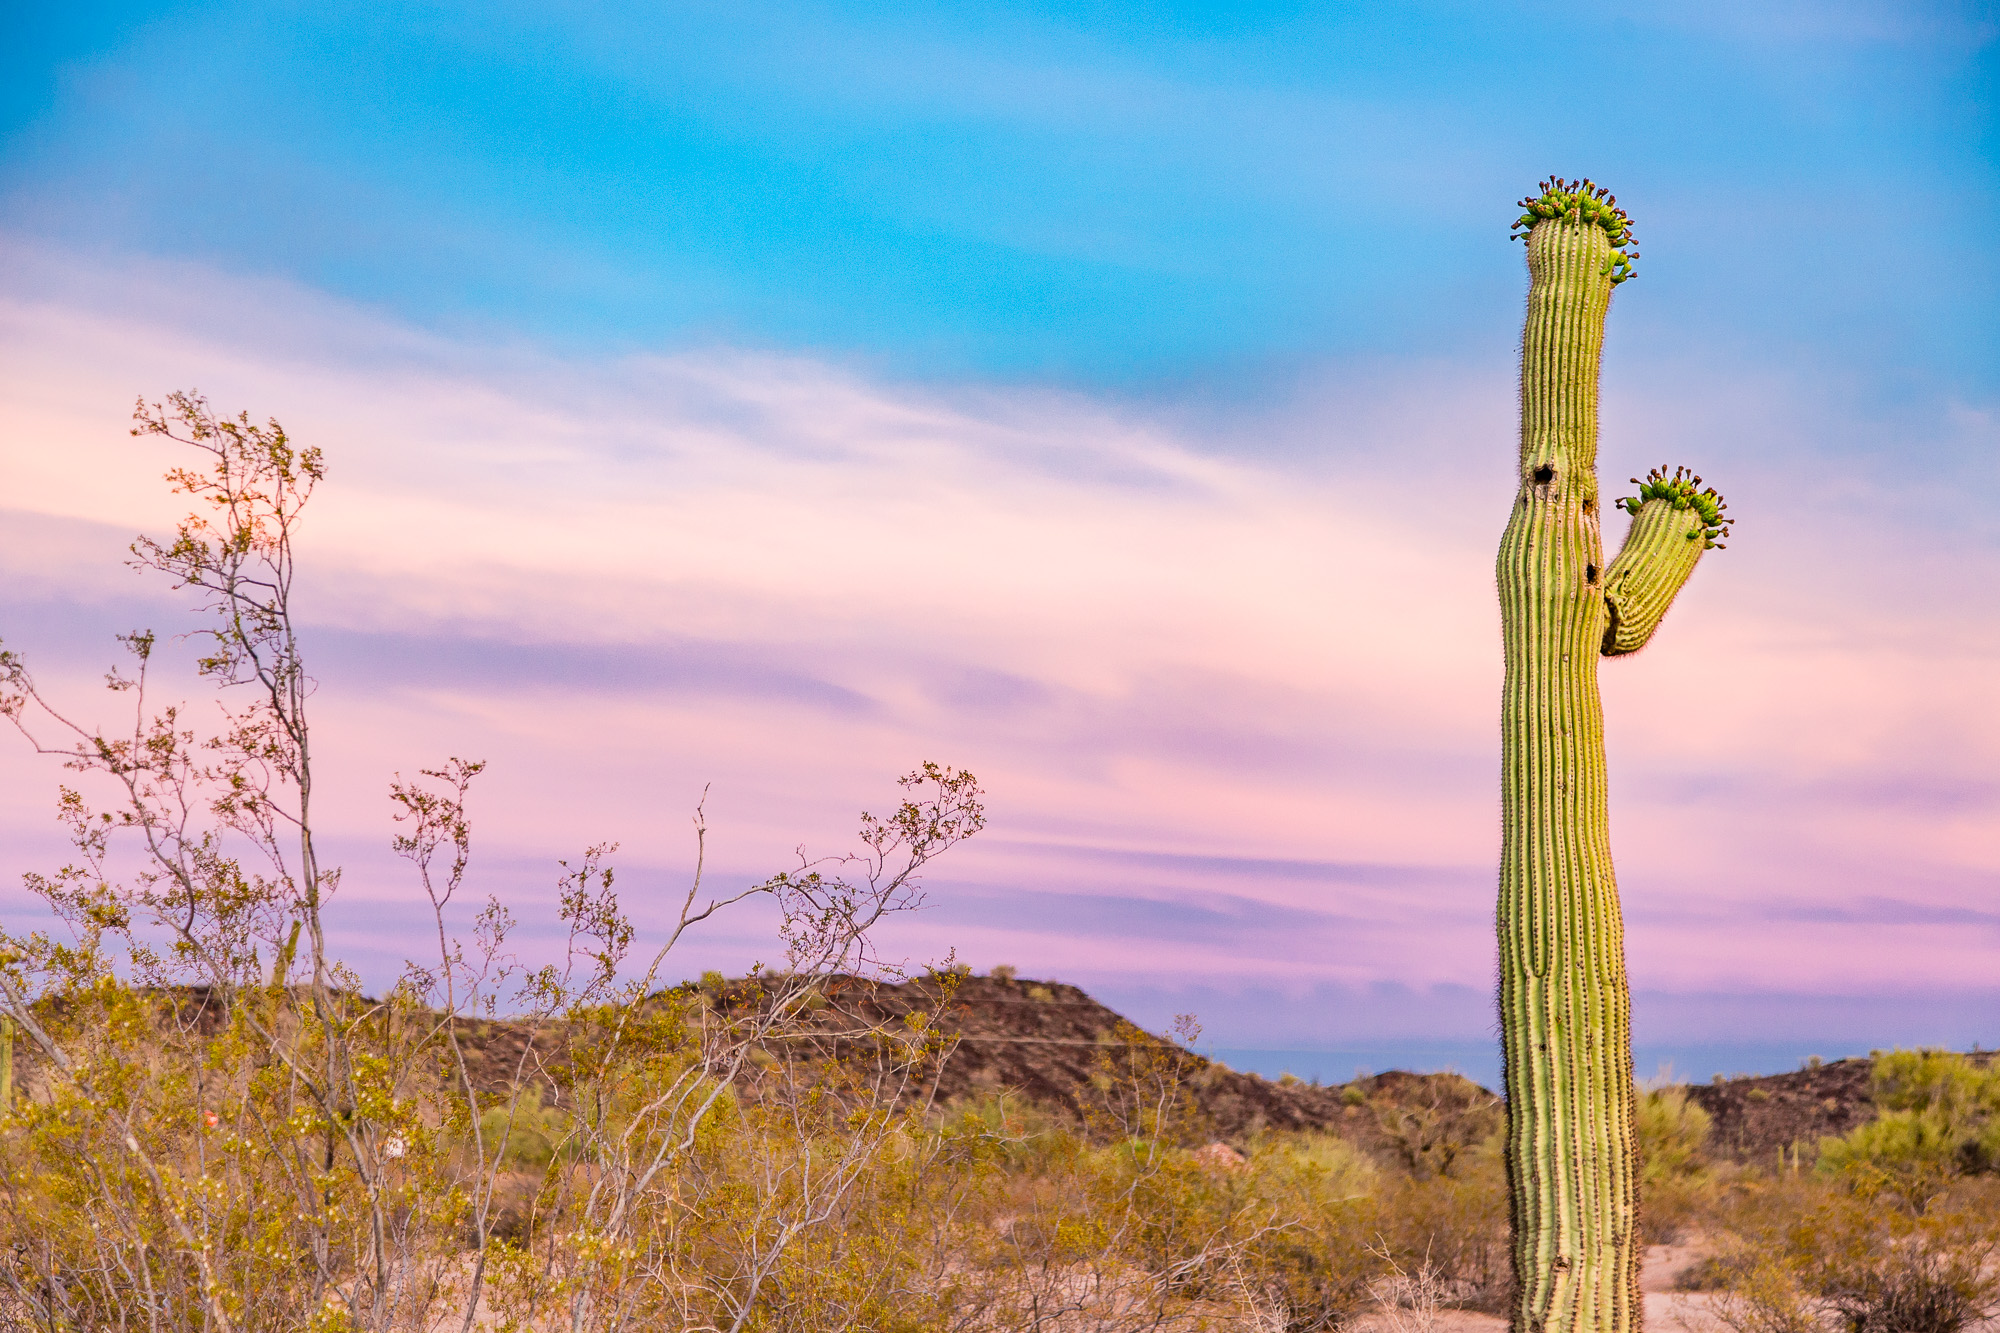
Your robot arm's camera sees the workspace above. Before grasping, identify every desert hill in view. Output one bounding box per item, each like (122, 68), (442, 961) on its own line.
(443, 970), (1507, 1167)
(844, 973), (1905, 1167)
(9, 973), (1894, 1168)
(786, 971), (1504, 1160)
(1684, 1057), (1876, 1164)
(675, 971), (1900, 1169)
(740, 972), (1926, 1170)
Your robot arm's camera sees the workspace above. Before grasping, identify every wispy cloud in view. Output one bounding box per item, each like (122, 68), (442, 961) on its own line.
(1, 237), (1995, 1050)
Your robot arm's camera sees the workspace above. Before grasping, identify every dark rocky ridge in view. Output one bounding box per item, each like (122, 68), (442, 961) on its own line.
(7, 974), (1908, 1170)
(785, 973), (1503, 1169)
(1684, 1057), (1876, 1165)
(808, 974), (1903, 1167)
(837, 973), (1496, 1145)
(1684, 1050), (1995, 1166)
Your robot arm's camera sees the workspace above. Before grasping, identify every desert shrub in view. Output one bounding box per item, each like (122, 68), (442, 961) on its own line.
(936, 1088), (1075, 1175)
(1268, 1130), (1379, 1198)
(1233, 1137), (1383, 1330)
(1702, 1054), (2000, 1333)
(1818, 1050), (2000, 1204)
(1706, 1175), (2000, 1333)
(0, 393), (994, 1333)
(1080, 1018), (1212, 1148)
(476, 1082), (573, 1169)
(948, 1118), (1261, 1326)
(1368, 1073), (1502, 1181)
(1376, 1144), (1511, 1311)
(1819, 1111), (1966, 1204)
(1640, 1083), (1713, 1186)
(921, 1047), (1401, 1329)
(1086, 1129), (1392, 1331)
(1639, 1083), (1716, 1240)
(1871, 1050), (2000, 1121)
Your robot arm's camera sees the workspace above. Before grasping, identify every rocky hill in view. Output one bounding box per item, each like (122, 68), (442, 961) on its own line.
(8, 973), (1901, 1170)
(793, 972), (1901, 1168)
(1684, 1057), (1877, 1164)
(819, 971), (1501, 1156)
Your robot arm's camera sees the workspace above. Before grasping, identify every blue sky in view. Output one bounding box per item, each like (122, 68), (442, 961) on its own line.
(7, 1), (1994, 386)
(2, 2), (1997, 1085)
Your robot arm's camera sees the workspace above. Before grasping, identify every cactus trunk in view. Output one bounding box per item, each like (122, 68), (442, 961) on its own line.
(1496, 180), (1728, 1333)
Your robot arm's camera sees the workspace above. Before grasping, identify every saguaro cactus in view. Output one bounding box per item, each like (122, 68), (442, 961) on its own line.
(1496, 178), (1729, 1333)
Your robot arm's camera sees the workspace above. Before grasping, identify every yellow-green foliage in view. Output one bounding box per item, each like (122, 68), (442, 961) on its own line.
(1689, 1052), (2000, 1333)
(1819, 1050), (2000, 1201)
(0, 984), (469, 1331)
(1871, 1048), (2000, 1123)
(1230, 1136), (1386, 1329)
(0, 966), (1535, 1332)
(1638, 1084), (1713, 1187)
(476, 1083), (574, 1169)
(1704, 1174), (2000, 1333)
(1635, 1084), (1715, 1242)
(932, 1092), (1501, 1333)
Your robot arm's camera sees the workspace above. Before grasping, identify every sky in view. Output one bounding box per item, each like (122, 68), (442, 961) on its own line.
(1, 0), (1996, 1086)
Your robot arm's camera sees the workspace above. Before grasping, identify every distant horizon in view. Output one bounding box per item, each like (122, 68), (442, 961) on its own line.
(1202, 1044), (1870, 1092)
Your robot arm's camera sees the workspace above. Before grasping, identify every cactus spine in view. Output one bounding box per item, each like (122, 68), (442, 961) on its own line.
(1496, 179), (1729, 1333)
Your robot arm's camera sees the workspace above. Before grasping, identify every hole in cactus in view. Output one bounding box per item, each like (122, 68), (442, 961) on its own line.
(1585, 563), (1598, 583)
(1532, 463), (1555, 484)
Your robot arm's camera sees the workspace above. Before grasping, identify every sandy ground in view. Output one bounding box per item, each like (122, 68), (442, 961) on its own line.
(1349, 1245), (1725, 1333)
(458, 1238), (2000, 1332)
(1349, 1241), (2000, 1333)
(1349, 1296), (1729, 1333)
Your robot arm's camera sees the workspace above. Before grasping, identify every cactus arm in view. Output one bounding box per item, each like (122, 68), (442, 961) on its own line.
(1600, 468), (1731, 657)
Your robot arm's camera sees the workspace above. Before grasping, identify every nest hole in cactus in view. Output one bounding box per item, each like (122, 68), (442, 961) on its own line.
(1533, 463), (1555, 484)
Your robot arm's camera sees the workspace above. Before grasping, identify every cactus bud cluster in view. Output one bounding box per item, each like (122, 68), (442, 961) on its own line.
(1617, 465), (1732, 548)
(1510, 177), (1640, 285)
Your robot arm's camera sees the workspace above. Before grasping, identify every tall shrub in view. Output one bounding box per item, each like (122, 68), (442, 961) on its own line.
(0, 393), (984, 1331)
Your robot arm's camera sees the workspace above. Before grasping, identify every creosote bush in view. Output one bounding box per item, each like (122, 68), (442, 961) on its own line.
(1690, 1050), (2000, 1333)
(0, 394), (991, 1332)
(1817, 1050), (2000, 1199)
(1703, 1176), (2000, 1333)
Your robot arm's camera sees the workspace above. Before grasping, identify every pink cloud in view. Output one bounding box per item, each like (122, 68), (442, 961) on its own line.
(2, 236), (1996, 1052)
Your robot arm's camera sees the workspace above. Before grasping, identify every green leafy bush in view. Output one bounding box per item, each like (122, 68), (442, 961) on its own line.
(1639, 1084), (1713, 1188)
(1819, 1050), (2000, 1203)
